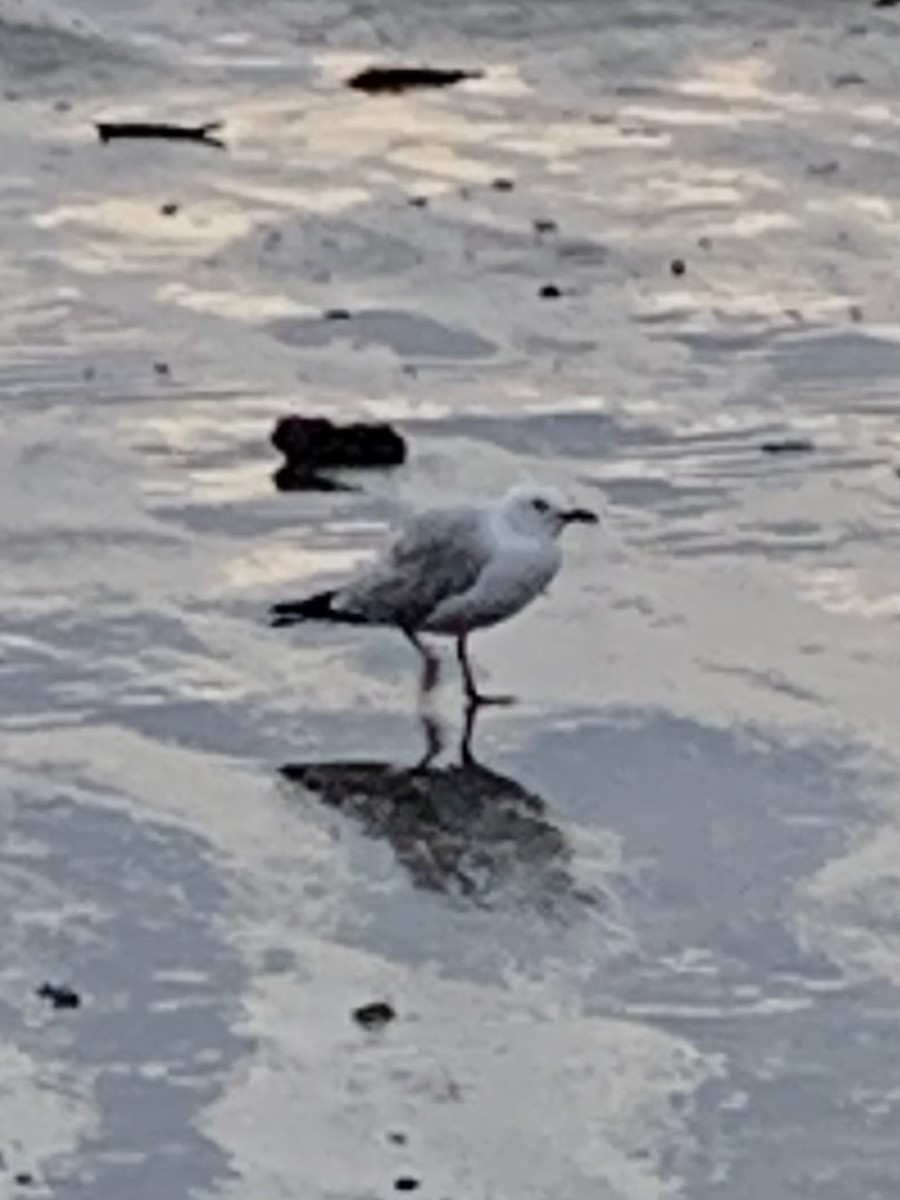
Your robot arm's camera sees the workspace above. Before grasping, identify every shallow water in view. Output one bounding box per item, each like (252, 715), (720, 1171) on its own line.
(2, 1), (899, 1197)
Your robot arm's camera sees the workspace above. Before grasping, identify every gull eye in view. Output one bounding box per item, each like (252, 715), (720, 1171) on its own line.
(531, 497), (550, 514)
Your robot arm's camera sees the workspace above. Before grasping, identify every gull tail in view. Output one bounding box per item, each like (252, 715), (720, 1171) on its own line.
(270, 590), (366, 628)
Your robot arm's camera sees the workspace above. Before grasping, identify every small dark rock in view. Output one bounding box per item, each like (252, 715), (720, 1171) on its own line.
(272, 415), (407, 470)
(347, 66), (481, 94)
(808, 160), (839, 177)
(875, 0), (899, 8)
(14, 1172), (34, 1187)
(153, 361), (170, 377)
(760, 437), (815, 455)
(36, 983), (80, 1010)
(491, 177), (515, 191)
(533, 218), (557, 235)
(54, 99), (71, 113)
(670, 258), (686, 277)
(539, 283), (563, 299)
(388, 1131), (408, 1145)
(394, 1178), (420, 1192)
(160, 201), (179, 216)
(698, 236), (713, 251)
(353, 1000), (396, 1030)
(849, 303), (864, 323)
(408, 196), (428, 208)
(323, 308), (351, 321)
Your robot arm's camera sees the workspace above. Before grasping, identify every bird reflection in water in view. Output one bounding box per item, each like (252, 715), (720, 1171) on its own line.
(280, 706), (594, 916)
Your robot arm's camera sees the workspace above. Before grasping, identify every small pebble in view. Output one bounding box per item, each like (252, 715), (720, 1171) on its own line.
(539, 283), (562, 299)
(394, 1177), (420, 1192)
(153, 361), (170, 376)
(36, 983), (80, 1010)
(14, 1172), (34, 1187)
(353, 1001), (396, 1030)
(491, 177), (514, 191)
(323, 309), (351, 321)
(388, 1131), (408, 1145)
(670, 258), (686, 277)
(160, 201), (179, 216)
(533, 218), (557, 234)
(408, 196), (428, 208)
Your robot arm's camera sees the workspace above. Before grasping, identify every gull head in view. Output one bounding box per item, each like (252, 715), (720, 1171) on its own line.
(499, 484), (599, 540)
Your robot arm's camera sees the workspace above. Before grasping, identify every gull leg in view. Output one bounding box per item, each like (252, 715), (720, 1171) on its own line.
(404, 630), (441, 697)
(456, 635), (514, 707)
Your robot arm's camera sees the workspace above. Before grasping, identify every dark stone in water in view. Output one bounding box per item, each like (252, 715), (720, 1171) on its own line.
(36, 982), (80, 1009)
(388, 1131), (408, 1145)
(160, 201), (179, 216)
(323, 308), (351, 321)
(353, 1001), (396, 1030)
(491, 177), (515, 191)
(533, 218), (557, 234)
(272, 415), (407, 470)
(347, 66), (481, 93)
(14, 1172), (34, 1187)
(539, 283), (562, 299)
(670, 258), (686, 276)
(760, 437), (815, 455)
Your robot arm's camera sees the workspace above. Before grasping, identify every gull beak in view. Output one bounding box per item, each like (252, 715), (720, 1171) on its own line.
(561, 507), (599, 525)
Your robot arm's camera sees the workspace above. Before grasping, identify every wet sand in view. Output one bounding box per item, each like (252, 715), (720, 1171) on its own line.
(1, 1), (899, 1197)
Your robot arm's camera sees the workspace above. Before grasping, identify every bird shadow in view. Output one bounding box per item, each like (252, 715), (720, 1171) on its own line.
(279, 707), (595, 916)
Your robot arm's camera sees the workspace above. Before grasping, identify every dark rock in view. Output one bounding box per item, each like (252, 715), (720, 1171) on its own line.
(408, 196), (428, 208)
(670, 258), (686, 277)
(153, 361), (170, 376)
(160, 201), (179, 216)
(272, 415), (407, 470)
(491, 177), (515, 191)
(347, 66), (481, 93)
(14, 1172), (34, 1186)
(808, 160), (839, 177)
(323, 308), (351, 321)
(353, 1000), (396, 1030)
(388, 1131), (408, 1145)
(36, 982), (80, 1010)
(875, 0), (899, 7)
(394, 1178), (420, 1192)
(539, 284), (562, 299)
(698, 236), (713, 250)
(533, 218), (557, 234)
(760, 437), (815, 455)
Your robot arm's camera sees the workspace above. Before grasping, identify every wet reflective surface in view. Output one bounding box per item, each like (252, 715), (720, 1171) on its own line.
(2, 1), (899, 1196)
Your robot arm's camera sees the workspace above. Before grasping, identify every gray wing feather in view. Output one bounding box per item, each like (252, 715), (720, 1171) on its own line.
(336, 508), (492, 628)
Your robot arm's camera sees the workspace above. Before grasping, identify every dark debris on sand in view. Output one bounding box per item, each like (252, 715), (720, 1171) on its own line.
(271, 415), (406, 492)
(353, 1001), (396, 1031)
(36, 982), (81, 1009)
(760, 437), (815, 455)
(95, 120), (225, 148)
(347, 66), (481, 93)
